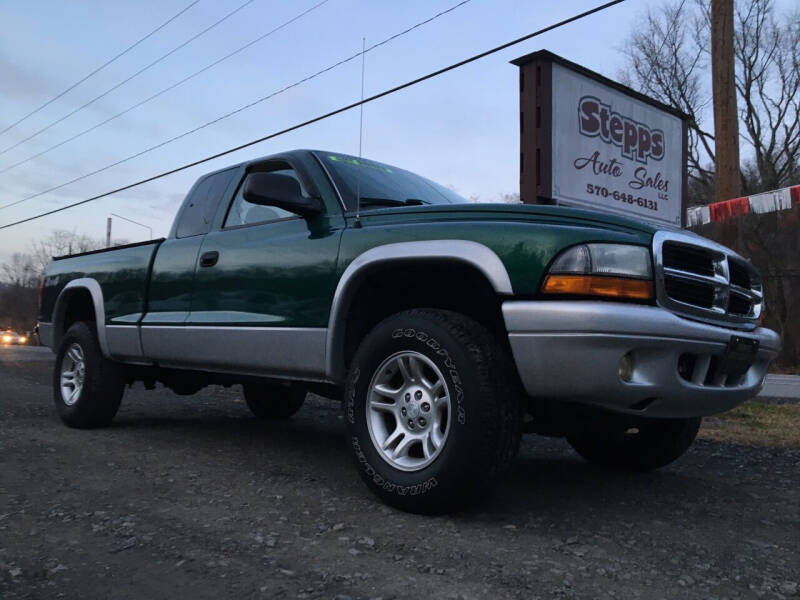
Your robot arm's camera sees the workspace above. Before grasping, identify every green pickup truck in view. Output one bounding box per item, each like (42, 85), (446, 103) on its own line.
(38, 149), (780, 513)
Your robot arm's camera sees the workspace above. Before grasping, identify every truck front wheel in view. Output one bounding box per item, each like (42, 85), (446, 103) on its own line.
(344, 309), (521, 514)
(53, 321), (124, 428)
(567, 416), (701, 471)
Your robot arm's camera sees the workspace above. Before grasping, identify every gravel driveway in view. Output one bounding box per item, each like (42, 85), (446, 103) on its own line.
(1, 348), (798, 599)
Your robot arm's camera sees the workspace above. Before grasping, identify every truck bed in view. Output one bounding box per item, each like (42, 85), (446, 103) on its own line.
(41, 239), (164, 327)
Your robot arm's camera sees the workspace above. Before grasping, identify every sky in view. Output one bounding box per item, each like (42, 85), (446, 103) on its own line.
(0, 0), (790, 263)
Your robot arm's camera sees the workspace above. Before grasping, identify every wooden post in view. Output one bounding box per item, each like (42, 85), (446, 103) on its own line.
(106, 217), (112, 248)
(711, 0), (741, 202)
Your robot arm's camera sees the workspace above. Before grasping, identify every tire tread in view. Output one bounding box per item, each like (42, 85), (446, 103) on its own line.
(346, 308), (522, 513)
(53, 321), (124, 429)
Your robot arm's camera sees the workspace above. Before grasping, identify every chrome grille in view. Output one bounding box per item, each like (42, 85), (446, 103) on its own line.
(653, 231), (762, 329)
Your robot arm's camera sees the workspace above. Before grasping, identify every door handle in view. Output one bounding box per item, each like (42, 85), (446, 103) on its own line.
(200, 251), (219, 267)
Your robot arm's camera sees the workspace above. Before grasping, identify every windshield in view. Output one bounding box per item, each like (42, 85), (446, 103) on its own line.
(316, 152), (467, 211)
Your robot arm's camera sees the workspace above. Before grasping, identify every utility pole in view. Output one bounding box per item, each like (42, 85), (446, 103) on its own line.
(711, 0), (741, 203)
(106, 217), (112, 247)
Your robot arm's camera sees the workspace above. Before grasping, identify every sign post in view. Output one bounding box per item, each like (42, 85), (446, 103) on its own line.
(513, 50), (689, 227)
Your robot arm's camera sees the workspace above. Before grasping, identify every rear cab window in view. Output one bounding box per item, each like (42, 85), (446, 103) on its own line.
(176, 168), (237, 238)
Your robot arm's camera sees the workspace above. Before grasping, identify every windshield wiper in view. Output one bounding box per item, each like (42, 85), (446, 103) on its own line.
(358, 197), (429, 207)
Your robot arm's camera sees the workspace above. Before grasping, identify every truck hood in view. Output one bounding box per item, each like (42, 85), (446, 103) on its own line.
(356, 202), (667, 236)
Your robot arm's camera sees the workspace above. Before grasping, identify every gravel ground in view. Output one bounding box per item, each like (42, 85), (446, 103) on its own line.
(1, 348), (798, 599)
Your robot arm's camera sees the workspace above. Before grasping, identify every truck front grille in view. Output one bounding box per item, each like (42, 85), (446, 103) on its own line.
(664, 277), (715, 308)
(653, 232), (762, 329)
(662, 242), (715, 277)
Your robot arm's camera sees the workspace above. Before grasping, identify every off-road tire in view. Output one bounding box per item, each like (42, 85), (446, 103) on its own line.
(53, 321), (124, 429)
(567, 416), (701, 471)
(242, 384), (306, 419)
(344, 309), (522, 514)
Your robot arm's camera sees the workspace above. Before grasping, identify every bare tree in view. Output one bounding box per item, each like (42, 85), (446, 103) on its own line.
(619, 1), (716, 201)
(1, 229), (128, 286)
(621, 0), (800, 204)
(27, 229), (102, 278)
(0, 252), (37, 288)
(732, 0), (800, 192)
(0, 253), (38, 332)
(0, 285), (38, 331)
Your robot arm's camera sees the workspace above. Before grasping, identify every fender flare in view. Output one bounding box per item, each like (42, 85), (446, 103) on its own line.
(51, 278), (110, 357)
(324, 240), (513, 381)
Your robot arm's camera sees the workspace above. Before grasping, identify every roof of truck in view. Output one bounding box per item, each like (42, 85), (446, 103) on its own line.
(200, 149), (322, 177)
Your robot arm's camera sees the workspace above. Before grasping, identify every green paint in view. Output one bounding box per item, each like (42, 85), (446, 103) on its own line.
(40, 150), (658, 343)
(40, 241), (160, 325)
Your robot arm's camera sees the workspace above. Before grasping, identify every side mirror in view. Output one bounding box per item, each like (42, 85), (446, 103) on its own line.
(242, 172), (322, 219)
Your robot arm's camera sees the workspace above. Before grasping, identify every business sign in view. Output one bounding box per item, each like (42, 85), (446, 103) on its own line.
(513, 51), (688, 227)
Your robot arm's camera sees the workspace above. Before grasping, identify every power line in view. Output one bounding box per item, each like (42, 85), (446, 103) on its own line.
(0, 0), (626, 231)
(0, 0), (472, 211)
(0, 0), (258, 158)
(0, 0), (332, 176)
(0, 0), (200, 138)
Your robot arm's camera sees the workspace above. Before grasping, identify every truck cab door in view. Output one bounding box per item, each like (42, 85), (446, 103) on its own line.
(140, 168), (238, 361)
(179, 159), (344, 379)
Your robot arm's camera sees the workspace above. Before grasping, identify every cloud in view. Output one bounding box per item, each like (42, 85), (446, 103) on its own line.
(0, 56), (64, 106)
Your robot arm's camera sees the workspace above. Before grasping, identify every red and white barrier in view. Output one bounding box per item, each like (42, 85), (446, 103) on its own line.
(687, 184), (800, 226)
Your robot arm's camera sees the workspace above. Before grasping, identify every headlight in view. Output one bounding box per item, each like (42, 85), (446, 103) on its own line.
(19, 336), (27, 344)
(2, 335), (11, 343)
(542, 243), (654, 300)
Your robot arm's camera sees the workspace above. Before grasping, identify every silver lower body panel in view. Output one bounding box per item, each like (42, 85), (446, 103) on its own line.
(36, 321), (330, 382)
(107, 325), (146, 362)
(503, 301), (781, 419)
(139, 326), (327, 380)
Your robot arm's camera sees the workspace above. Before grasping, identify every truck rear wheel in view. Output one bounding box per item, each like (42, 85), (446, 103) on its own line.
(242, 384), (306, 419)
(53, 321), (124, 429)
(344, 309), (521, 514)
(567, 416), (701, 471)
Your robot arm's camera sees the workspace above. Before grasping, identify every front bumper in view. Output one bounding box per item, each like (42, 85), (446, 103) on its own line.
(503, 301), (781, 419)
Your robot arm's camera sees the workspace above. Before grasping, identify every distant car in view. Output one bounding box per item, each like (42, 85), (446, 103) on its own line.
(1, 330), (28, 345)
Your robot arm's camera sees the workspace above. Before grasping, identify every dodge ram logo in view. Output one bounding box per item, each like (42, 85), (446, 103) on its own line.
(578, 95), (665, 164)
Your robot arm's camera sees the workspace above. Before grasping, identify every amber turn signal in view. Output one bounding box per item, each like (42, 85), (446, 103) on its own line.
(542, 275), (654, 300)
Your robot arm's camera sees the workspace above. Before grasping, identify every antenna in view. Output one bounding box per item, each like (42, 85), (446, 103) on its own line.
(355, 37), (366, 226)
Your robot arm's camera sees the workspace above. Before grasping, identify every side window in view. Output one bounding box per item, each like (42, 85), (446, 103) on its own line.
(224, 168), (308, 228)
(176, 169), (236, 238)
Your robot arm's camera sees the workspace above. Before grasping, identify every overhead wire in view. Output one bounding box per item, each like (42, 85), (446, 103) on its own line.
(0, 0), (626, 231)
(0, 0), (258, 158)
(0, 0), (473, 212)
(0, 0), (332, 176)
(0, 0), (200, 137)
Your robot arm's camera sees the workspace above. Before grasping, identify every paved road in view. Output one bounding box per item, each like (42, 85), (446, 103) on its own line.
(1, 346), (798, 599)
(760, 374), (800, 400)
